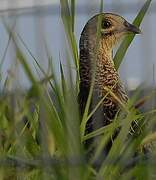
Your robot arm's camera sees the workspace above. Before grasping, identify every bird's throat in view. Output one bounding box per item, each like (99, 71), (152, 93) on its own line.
(79, 38), (119, 93)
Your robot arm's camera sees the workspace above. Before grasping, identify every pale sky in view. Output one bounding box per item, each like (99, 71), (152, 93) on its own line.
(0, 0), (58, 11)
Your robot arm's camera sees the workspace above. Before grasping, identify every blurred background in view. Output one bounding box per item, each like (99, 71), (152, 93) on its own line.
(0, 0), (155, 91)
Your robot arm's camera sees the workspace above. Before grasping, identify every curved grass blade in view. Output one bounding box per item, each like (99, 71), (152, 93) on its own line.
(114, 0), (152, 70)
(59, 0), (79, 79)
(2, 21), (67, 154)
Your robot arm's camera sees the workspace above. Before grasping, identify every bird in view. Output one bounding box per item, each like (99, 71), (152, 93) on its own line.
(78, 13), (141, 156)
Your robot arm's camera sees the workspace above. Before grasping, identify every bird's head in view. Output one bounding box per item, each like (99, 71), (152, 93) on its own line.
(81, 13), (141, 50)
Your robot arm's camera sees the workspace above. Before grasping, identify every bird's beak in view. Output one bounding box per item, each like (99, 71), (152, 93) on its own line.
(124, 21), (142, 34)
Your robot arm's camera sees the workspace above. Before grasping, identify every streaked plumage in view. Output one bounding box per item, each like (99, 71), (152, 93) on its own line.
(79, 13), (141, 134)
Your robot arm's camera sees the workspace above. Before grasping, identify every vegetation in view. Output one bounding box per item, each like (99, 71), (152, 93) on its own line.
(0, 0), (155, 179)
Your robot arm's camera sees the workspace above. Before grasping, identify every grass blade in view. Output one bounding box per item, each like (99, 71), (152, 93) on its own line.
(114, 0), (152, 69)
(71, 0), (75, 32)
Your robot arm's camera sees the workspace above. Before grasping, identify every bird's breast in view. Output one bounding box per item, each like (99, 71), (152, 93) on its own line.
(95, 60), (119, 92)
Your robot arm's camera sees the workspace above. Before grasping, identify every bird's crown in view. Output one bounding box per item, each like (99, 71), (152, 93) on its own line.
(81, 13), (141, 49)
(83, 13), (141, 36)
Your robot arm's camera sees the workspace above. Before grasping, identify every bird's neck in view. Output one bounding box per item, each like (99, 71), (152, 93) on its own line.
(79, 35), (119, 92)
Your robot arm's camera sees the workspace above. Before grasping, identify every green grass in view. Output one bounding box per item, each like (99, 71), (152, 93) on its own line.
(0, 0), (155, 179)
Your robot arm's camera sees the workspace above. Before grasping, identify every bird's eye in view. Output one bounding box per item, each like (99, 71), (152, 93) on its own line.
(102, 20), (112, 29)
